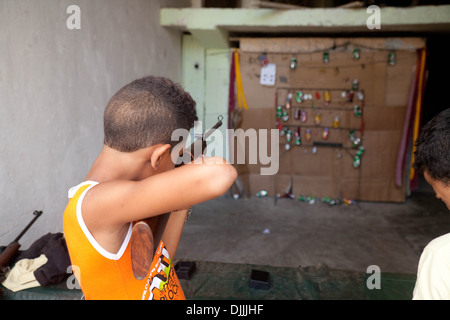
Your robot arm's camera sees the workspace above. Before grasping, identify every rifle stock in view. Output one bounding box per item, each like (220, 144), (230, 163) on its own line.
(130, 116), (224, 280)
(0, 242), (20, 269)
(0, 210), (43, 282)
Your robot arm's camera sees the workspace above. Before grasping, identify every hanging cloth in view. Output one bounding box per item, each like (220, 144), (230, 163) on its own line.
(409, 48), (427, 184)
(395, 51), (421, 188)
(394, 48), (427, 188)
(233, 49), (249, 110)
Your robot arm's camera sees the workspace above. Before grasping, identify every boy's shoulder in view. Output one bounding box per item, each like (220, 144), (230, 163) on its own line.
(68, 180), (99, 198)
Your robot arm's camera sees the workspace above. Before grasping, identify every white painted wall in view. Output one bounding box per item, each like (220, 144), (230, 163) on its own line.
(0, 0), (188, 248)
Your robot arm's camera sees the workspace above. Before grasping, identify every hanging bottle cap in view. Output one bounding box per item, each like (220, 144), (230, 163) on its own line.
(290, 58), (297, 70)
(341, 91), (347, 99)
(282, 110), (289, 122)
(353, 48), (361, 60)
(388, 52), (396, 66)
(323, 51), (329, 64)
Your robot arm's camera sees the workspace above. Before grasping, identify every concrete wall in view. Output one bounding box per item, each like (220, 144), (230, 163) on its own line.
(0, 0), (187, 248)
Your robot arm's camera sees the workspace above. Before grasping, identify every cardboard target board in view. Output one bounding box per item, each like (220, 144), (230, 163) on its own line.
(233, 37), (426, 202)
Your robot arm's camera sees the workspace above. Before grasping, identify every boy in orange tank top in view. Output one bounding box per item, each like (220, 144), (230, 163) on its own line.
(63, 76), (237, 300)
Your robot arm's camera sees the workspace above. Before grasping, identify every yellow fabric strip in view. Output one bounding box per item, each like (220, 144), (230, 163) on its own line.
(234, 49), (248, 110)
(410, 49), (427, 181)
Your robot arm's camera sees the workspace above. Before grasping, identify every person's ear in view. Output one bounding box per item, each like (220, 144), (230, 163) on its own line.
(150, 144), (171, 170)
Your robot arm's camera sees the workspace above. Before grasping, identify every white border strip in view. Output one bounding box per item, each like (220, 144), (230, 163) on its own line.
(71, 181), (132, 261)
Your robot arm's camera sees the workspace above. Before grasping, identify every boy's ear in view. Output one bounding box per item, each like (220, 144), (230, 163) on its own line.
(150, 144), (171, 169)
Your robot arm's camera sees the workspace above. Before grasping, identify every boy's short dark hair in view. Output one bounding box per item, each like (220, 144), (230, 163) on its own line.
(414, 108), (450, 185)
(103, 76), (198, 152)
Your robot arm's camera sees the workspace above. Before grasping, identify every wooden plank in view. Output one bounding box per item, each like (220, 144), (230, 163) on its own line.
(240, 37), (426, 53)
(235, 37), (420, 202)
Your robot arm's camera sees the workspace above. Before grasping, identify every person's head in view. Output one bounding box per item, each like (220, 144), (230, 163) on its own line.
(103, 76), (198, 173)
(414, 108), (450, 209)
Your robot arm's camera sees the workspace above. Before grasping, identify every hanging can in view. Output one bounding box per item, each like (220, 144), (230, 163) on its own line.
(322, 128), (330, 140)
(276, 105), (283, 119)
(314, 113), (322, 126)
(324, 90), (331, 106)
(323, 51), (329, 64)
(353, 105), (362, 118)
(286, 128), (292, 143)
(290, 58), (297, 70)
(294, 108), (301, 120)
(305, 129), (312, 142)
(348, 90), (354, 102)
(296, 90), (304, 103)
(300, 110), (307, 123)
(353, 48), (361, 60)
(332, 116), (340, 129)
(295, 127), (302, 146)
(388, 52), (396, 65)
(352, 79), (359, 91)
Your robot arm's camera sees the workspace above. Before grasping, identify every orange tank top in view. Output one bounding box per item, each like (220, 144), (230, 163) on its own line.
(63, 181), (185, 300)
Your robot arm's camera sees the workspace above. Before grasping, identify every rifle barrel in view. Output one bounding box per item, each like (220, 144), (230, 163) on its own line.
(13, 211), (43, 243)
(203, 115), (223, 140)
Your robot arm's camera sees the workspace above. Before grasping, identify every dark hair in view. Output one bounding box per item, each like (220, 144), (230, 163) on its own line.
(413, 108), (450, 185)
(104, 76), (198, 152)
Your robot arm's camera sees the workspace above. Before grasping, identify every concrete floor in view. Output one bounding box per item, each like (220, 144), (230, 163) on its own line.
(176, 179), (450, 276)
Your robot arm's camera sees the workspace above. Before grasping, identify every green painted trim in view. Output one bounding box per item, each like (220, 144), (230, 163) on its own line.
(162, 6), (450, 33)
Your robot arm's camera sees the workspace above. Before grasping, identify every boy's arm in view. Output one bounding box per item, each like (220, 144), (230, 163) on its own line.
(82, 157), (237, 231)
(160, 209), (188, 259)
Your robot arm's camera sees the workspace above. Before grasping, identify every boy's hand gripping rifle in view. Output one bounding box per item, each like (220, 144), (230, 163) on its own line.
(130, 116), (223, 280)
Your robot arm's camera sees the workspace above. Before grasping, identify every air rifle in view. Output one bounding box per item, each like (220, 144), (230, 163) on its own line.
(0, 210), (43, 283)
(130, 116), (223, 280)
(175, 115), (224, 166)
